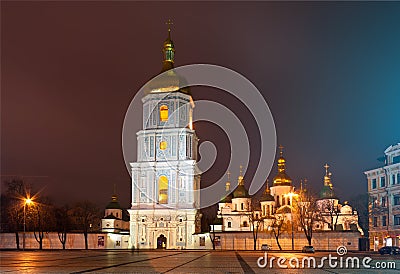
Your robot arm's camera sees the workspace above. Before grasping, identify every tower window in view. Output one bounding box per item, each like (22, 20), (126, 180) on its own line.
(158, 176), (168, 204)
(160, 141), (167, 150)
(160, 105), (168, 122)
(227, 221), (232, 228)
(241, 203), (244, 210)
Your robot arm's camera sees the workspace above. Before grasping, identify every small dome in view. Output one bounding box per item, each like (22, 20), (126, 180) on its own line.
(261, 192), (274, 202)
(319, 185), (337, 200)
(106, 194), (122, 209)
(220, 192), (233, 203)
(233, 184), (250, 198)
(232, 175), (250, 198)
(261, 181), (274, 202)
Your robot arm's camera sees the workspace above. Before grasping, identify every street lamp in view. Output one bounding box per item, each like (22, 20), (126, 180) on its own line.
(285, 192), (298, 251)
(23, 198), (33, 251)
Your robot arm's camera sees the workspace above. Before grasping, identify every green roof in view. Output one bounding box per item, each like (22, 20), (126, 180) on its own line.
(319, 185), (337, 199)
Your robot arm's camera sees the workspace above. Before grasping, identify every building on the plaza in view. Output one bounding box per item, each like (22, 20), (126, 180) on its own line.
(100, 194), (130, 248)
(127, 28), (202, 249)
(315, 164), (363, 234)
(216, 147), (363, 242)
(217, 147), (295, 232)
(101, 194), (130, 233)
(365, 143), (400, 250)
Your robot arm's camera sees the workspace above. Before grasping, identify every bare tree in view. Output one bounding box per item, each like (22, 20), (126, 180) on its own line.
(2, 179), (29, 249)
(248, 198), (264, 250)
(319, 199), (340, 231)
(32, 197), (56, 250)
(72, 201), (101, 249)
(55, 205), (71, 249)
(297, 190), (319, 246)
(269, 214), (287, 251)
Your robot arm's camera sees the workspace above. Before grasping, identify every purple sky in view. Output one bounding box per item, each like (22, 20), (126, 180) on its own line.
(2, 2), (400, 208)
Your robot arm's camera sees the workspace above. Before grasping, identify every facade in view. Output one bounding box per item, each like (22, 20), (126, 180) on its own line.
(365, 143), (400, 250)
(217, 148), (296, 232)
(217, 148), (363, 239)
(128, 29), (202, 249)
(100, 194), (130, 249)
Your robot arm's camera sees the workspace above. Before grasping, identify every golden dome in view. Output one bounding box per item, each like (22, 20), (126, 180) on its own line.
(272, 145), (292, 187)
(143, 27), (191, 96)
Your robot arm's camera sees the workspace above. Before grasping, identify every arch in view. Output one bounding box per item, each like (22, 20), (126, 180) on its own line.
(157, 234), (167, 249)
(158, 175), (168, 204)
(160, 105), (168, 122)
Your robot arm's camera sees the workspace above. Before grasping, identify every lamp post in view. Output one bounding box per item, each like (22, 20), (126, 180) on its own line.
(285, 192), (298, 251)
(23, 198), (32, 251)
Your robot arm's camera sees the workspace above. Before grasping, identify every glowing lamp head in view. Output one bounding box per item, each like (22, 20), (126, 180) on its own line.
(25, 198), (33, 205)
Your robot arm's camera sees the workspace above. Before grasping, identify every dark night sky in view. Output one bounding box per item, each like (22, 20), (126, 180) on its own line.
(2, 2), (400, 209)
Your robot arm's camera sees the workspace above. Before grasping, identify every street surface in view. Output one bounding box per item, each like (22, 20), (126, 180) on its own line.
(0, 250), (399, 273)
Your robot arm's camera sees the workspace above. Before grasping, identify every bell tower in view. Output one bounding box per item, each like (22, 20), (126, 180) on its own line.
(128, 25), (201, 250)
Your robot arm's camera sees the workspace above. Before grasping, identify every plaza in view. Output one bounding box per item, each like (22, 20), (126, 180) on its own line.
(0, 250), (398, 273)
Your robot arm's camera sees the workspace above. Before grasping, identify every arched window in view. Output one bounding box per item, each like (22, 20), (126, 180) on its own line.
(160, 105), (168, 122)
(158, 175), (168, 204)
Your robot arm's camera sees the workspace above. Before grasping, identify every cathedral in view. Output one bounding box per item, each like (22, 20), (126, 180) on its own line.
(217, 148), (363, 236)
(127, 27), (201, 249)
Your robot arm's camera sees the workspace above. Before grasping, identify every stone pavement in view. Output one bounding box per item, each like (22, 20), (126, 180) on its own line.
(0, 250), (399, 273)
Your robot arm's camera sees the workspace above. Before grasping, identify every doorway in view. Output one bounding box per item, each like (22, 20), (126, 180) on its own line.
(157, 234), (167, 249)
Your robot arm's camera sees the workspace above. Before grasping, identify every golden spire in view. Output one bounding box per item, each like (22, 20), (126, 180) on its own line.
(324, 164), (332, 186)
(265, 179), (270, 193)
(277, 145), (286, 173)
(112, 184), (117, 201)
(162, 19), (175, 71)
(279, 144), (284, 157)
(272, 144), (292, 186)
(324, 163), (329, 176)
(238, 165), (244, 185)
(225, 170), (231, 192)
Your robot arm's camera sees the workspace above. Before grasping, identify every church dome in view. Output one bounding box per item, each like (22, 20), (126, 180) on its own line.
(233, 175), (250, 198)
(261, 181), (274, 202)
(318, 164), (337, 200)
(143, 26), (191, 96)
(272, 146), (292, 187)
(319, 185), (337, 199)
(106, 194), (122, 209)
(143, 69), (190, 96)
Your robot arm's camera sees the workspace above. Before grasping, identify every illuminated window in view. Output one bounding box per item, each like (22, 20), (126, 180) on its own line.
(158, 175), (168, 204)
(160, 141), (167, 150)
(160, 105), (168, 121)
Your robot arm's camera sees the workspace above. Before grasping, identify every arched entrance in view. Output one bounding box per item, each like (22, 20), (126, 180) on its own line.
(157, 234), (167, 249)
